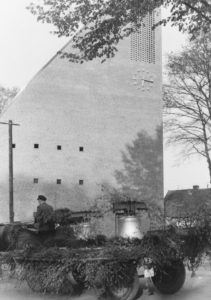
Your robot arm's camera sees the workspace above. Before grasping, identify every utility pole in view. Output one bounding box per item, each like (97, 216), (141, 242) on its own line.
(0, 120), (20, 223)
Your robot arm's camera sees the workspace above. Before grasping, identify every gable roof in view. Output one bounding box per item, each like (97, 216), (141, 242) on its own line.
(164, 187), (211, 218)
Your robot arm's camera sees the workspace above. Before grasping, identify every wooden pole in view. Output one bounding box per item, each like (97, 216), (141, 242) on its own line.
(0, 120), (20, 223)
(8, 120), (14, 223)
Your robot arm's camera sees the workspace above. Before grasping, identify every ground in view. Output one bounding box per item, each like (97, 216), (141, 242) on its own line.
(0, 266), (211, 300)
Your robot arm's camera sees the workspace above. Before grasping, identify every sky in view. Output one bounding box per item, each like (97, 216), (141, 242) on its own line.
(0, 0), (210, 192)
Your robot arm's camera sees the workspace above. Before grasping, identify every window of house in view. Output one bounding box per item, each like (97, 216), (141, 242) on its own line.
(79, 146), (84, 152)
(12, 144), (16, 148)
(57, 145), (62, 150)
(34, 144), (39, 149)
(33, 178), (39, 184)
(57, 179), (62, 184)
(79, 179), (84, 185)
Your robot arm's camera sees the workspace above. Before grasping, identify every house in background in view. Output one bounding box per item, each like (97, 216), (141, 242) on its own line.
(164, 185), (211, 227)
(0, 11), (162, 231)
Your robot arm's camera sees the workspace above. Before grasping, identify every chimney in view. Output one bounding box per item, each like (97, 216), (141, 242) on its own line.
(193, 185), (199, 190)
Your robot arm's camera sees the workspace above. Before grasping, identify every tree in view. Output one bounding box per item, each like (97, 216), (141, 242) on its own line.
(0, 86), (19, 115)
(160, 0), (211, 38)
(115, 126), (163, 228)
(164, 34), (211, 182)
(27, 0), (211, 63)
(171, 205), (211, 277)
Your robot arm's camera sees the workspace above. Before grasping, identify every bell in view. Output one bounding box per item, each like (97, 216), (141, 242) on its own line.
(117, 215), (143, 239)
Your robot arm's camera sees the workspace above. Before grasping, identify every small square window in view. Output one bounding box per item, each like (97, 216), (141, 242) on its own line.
(57, 179), (62, 184)
(79, 180), (84, 185)
(34, 144), (39, 149)
(12, 144), (16, 148)
(33, 178), (38, 184)
(57, 145), (62, 150)
(79, 146), (84, 152)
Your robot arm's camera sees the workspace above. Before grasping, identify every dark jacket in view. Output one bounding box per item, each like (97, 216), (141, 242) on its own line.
(34, 202), (55, 232)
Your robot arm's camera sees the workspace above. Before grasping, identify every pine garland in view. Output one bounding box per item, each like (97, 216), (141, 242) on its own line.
(1, 225), (211, 299)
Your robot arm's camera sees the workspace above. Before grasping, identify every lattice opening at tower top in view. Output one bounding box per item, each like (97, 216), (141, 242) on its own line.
(130, 12), (156, 64)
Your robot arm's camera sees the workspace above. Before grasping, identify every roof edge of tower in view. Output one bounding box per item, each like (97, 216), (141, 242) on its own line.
(32, 38), (73, 81)
(0, 38), (73, 118)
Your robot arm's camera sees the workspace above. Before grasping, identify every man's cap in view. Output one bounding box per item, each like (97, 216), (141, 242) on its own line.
(37, 195), (47, 201)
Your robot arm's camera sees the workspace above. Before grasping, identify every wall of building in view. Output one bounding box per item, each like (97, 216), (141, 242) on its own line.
(0, 12), (162, 232)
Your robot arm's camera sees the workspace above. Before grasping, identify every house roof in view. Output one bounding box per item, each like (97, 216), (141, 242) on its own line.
(164, 187), (211, 218)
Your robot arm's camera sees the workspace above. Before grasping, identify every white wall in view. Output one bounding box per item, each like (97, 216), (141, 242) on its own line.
(0, 25), (162, 225)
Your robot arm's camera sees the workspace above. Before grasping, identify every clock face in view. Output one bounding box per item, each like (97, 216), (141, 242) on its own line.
(131, 69), (154, 92)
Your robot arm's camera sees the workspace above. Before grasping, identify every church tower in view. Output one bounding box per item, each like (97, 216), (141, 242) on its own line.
(0, 10), (162, 226)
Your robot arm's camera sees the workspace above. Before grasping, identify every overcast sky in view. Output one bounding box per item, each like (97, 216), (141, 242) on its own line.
(0, 0), (209, 192)
(0, 0), (187, 88)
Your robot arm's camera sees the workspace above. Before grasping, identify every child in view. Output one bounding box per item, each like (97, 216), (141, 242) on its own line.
(143, 257), (154, 295)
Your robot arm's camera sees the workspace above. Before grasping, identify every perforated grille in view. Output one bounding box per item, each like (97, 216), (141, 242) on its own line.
(130, 12), (155, 64)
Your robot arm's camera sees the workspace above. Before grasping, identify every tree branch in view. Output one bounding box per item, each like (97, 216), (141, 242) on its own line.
(183, 1), (211, 23)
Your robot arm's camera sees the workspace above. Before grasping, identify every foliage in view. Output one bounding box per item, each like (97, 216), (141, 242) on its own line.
(182, 225), (210, 275)
(0, 85), (19, 114)
(2, 225), (211, 297)
(13, 240), (139, 298)
(169, 205), (211, 275)
(164, 34), (211, 181)
(1, 224), (24, 250)
(27, 0), (161, 63)
(83, 261), (136, 298)
(8, 232), (182, 296)
(27, 1), (211, 63)
(160, 0), (211, 38)
(15, 233), (182, 264)
(53, 208), (73, 225)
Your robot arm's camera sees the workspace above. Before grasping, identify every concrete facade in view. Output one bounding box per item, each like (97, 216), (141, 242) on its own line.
(0, 12), (162, 225)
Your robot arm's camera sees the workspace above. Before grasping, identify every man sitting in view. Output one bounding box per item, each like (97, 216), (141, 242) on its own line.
(34, 195), (55, 233)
